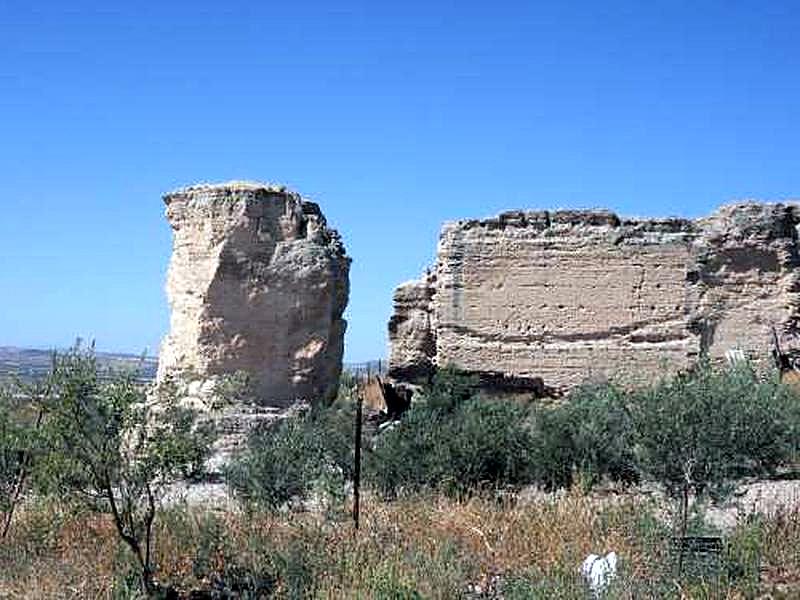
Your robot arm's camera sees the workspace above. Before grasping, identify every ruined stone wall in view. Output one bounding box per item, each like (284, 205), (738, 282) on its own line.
(158, 182), (350, 406)
(389, 203), (800, 391)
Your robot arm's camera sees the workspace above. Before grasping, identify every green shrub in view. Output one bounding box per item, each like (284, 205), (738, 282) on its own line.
(418, 365), (479, 413)
(363, 404), (442, 498)
(632, 360), (797, 502)
(369, 369), (639, 498)
(0, 400), (26, 526)
(367, 396), (538, 498)
(30, 345), (217, 596)
(368, 360), (800, 502)
(0, 376), (52, 539)
(443, 399), (539, 494)
(532, 383), (638, 490)
(225, 405), (356, 512)
(530, 360), (800, 498)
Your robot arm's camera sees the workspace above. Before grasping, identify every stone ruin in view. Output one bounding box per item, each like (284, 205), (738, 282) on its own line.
(388, 202), (800, 394)
(157, 181), (350, 407)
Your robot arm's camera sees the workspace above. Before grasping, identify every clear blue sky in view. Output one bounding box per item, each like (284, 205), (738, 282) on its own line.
(1, 1), (798, 362)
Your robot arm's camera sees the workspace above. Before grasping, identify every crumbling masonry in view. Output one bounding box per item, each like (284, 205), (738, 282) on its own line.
(157, 182), (350, 406)
(388, 203), (800, 392)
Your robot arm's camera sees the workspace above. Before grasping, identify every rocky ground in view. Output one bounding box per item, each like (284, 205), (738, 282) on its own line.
(169, 468), (800, 535)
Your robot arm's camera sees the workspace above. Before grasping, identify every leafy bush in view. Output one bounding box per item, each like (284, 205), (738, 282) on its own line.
(1, 376), (51, 539)
(226, 405), (356, 512)
(418, 365), (479, 413)
(532, 383), (638, 490)
(367, 392), (538, 498)
(363, 403), (441, 498)
(0, 398), (26, 534)
(443, 399), (539, 494)
(529, 361), (799, 498)
(631, 360), (798, 502)
(370, 360), (800, 501)
(369, 369), (639, 498)
(29, 345), (217, 595)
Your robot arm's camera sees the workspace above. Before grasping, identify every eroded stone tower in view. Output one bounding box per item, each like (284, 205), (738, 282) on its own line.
(158, 181), (350, 405)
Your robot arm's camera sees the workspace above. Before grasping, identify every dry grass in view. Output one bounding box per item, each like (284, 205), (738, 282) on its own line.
(1, 491), (799, 598)
(760, 504), (800, 591)
(0, 503), (121, 598)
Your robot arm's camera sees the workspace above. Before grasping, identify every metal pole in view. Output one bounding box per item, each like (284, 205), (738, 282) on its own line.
(678, 484), (689, 576)
(353, 375), (364, 530)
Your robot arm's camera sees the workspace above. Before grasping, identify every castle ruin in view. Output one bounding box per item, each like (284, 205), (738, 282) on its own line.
(389, 203), (800, 392)
(157, 182), (350, 406)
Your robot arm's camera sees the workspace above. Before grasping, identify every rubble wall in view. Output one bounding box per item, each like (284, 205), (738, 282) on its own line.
(389, 203), (800, 391)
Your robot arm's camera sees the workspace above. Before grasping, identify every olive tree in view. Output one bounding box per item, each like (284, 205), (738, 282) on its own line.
(37, 347), (216, 595)
(0, 374), (50, 540)
(632, 360), (798, 536)
(0, 399), (26, 539)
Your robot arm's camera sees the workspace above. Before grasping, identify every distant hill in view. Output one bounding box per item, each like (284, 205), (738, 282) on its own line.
(0, 346), (383, 385)
(0, 346), (158, 383)
(344, 360), (388, 376)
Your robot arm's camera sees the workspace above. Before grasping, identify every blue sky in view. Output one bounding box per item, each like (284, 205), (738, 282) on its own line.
(0, 0), (798, 362)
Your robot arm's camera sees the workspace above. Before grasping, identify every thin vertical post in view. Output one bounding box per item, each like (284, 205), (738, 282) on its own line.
(678, 484), (689, 575)
(353, 373), (364, 530)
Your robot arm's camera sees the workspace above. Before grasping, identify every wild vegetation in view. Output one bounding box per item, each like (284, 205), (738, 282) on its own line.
(2, 352), (800, 597)
(3, 485), (800, 598)
(0, 346), (216, 595)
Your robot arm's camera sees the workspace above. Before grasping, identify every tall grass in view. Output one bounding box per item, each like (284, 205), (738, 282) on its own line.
(2, 490), (798, 598)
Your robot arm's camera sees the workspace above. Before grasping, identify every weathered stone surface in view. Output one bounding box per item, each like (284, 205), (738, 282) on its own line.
(158, 181), (350, 406)
(387, 272), (437, 382)
(388, 203), (800, 392)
